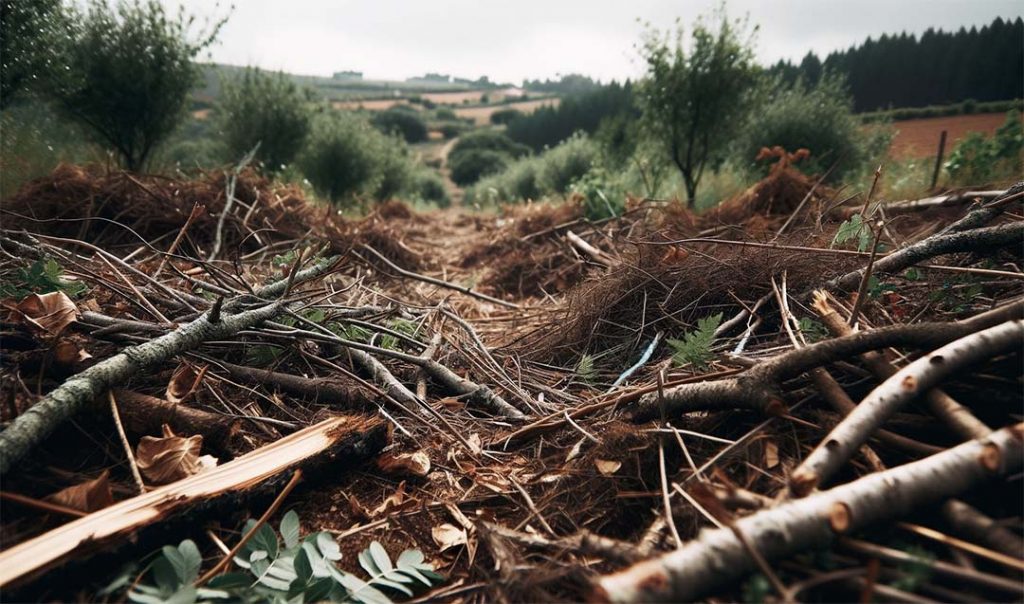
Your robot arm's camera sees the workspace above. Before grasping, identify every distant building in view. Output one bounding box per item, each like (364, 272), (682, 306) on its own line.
(407, 73), (451, 84)
(333, 70), (363, 81)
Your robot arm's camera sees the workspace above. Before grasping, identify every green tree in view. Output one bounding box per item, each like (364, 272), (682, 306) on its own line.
(298, 111), (383, 203)
(637, 12), (759, 205)
(0, 0), (66, 108)
(46, 0), (226, 171)
(371, 107), (428, 143)
(218, 67), (312, 173)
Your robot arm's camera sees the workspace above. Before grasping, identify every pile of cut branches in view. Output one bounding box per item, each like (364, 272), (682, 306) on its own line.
(1, 165), (1021, 603)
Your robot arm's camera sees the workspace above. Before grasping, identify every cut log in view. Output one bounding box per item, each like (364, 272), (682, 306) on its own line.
(591, 423), (1024, 603)
(112, 390), (240, 448)
(0, 415), (388, 588)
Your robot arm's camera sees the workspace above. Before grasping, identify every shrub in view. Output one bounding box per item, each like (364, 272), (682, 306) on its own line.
(435, 107), (457, 120)
(572, 166), (625, 221)
(218, 67), (311, 173)
(733, 75), (889, 180)
(372, 108), (428, 143)
(46, 0), (227, 170)
(411, 170), (450, 207)
(490, 108), (523, 125)
(298, 112), (384, 203)
(538, 132), (600, 194)
(468, 156), (542, 204)
(448, 129), (530, 162)
(371, 135), (414, 201)
(438, 123), (466, 139)
(449, 148), (509, 186)
(1, 0), (67, 108)
(945, 111), (1023, 184)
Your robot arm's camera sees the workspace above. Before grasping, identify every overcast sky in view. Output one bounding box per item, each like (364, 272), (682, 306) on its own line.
(173, 0), (1022, 84)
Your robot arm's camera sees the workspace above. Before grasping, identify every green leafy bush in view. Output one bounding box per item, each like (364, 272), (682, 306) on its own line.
(571, 166), (625, 221)
(117, 510), (442, 604)
(371, 135), (414, 201)
(410, 170), (450, 207)
(448, 129), (531, 163)
(489, 108), (522, 125)
(45, 0), (227, 170)
(733, 75), (890, 180)
(299, 112), (382, 203)
(437, 123), (466, 140)
(1, 0), (67, 108)
(667, 313), (722, 368)
(537, 132), (599, 195)
(218, 67), (312, 173)
(944, 111), (1023, 184)
(372, 108), (428, 143)
(449, 148), (510, 186)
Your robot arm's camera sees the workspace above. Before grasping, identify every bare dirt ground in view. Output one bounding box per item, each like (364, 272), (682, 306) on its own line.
(889, 112), (1016, 158)
(454, 97), (560, 125)
(1, 164), (1022, 602)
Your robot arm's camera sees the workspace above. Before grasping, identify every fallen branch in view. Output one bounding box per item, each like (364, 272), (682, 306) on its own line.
(215, 360), (374, 409)
(0, 415), (387, 588)
(827, 221), (1023, 293)
(630, 301), (1023, 422)
(789, 319), (1023, 495)
(591, 423), (1024, 603)
(112, 390), (240, 447)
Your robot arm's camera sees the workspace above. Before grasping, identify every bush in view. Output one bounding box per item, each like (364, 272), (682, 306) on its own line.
(733, 75), (889, 180)
(490, 108), (523, 125)
(298, 112), (385, 203)
(435, 108), (457, 120)
(449, 129), (530, 162)
(438, 123), (466, 139)
(1, 0), (67, 108)
(572, 166), (625, 221)
(538, 132), (600, 194)
(372, 108), (428, 143)
(411, 170), (450, 207)
(449, 148), (510, 186)
(371, 135), (414, 201)
(945, 111), (1023, 184)
(46, 0), (226, 170)
(467, 156), (542, 204)
(218, 67), (311, 173)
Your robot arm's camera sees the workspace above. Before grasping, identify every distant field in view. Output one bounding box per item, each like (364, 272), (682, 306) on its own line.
(331, 98), (408, 111)
(455, 97), (560, 125)
(888, 112), (1016, 158)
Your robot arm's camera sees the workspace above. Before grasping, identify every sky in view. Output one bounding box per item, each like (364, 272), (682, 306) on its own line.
(171, 0), (1023, 84)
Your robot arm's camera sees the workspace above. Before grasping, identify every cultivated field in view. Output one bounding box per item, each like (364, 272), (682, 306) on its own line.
(889, 111), (1017, 158)
(454, 97), (561, 125)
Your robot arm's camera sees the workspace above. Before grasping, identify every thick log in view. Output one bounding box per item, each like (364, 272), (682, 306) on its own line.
(112, 390), (240, 447)
(0, 415), (387, 588)
(591, 424), (1024, 603)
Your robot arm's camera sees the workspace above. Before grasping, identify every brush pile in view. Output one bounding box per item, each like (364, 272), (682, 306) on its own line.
(1, 164), (1022, 603)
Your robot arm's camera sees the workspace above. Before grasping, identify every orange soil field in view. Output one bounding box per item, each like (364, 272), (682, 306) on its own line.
(888, 112), (1016, 159)
(455, 97), (560, 125)
(331, 98), (408, 111)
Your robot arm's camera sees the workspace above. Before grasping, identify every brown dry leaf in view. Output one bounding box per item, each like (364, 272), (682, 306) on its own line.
(351, 481), (410, 521)
(52, 339), (92, 365)
(432, 523), (468, 552)
(46, 470), (114, 513)
(14, 292), (79, 336)
(595, 459), (622, 476)
(377, 450), (431, 477)
(764, 440), (780, 469)
(135, 424), (216, 485)
(165, 363), (205, 404)
(466, 433), (482, 456)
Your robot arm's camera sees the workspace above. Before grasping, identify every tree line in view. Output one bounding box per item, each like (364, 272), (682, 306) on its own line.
(770, 16), (1023, 112)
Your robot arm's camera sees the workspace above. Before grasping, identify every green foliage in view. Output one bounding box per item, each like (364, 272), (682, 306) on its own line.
(667, 313), (722, 368)
(449, 130), (530, 162)
(733, 75), (890, 180)
(0, 0), (67, 108)
(506, 82), (635, 152)
(0, 102), (97, 198)
(489, 108), (523, 125)
(637, 10), (759, 205)
(371, 136), (414, 201)
(219, 68), (312, 174)
(572, 167), (625, 221)
(0, 258), (88, 299)
(122, 511), (442, 604)
(575, 353), (596, 385)
(467, 157), (542, 205)
(537, 132), (600, 195)
(888, 545), (935, 593)
(448, 149), (510, 186)
(437, 122), (466, 140)
(45, 0), (227, 171)
(797, 318), (828, 343)
(831, 213), (874, 252)
(372, 108), (428, 144)
(944, 111), (1023, 184)
(741, 573), (772, 604)
(410, 170), (450, 207)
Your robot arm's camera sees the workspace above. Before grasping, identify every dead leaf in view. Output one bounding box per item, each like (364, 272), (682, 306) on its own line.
(432, 523), (468, 551)
(46, 470), (114, 513)
(52, 339), (92, 365)
(350, 481), (409, 521)
(13, 292), (79, 336)
(135, 424), (217, 485)
(165, 363), (206, 404)
(595, 459), (622, 476)
(377, 450), (431, 477)
(466, 433), (482, 456)
(764, 440), (779, 469)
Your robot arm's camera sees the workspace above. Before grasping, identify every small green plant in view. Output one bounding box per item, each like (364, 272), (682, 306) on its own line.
(120, 510), (442, 603)
(888, 545), (935, 594)
(571, 166), (624, 221)
(831, 213), (874, 252)
(0, 258), (88, 299)
(575, 353), (596, 385)
(796, 317), (829, 343)
(667, 313), (722, 368)
(944, 111), (1023, 185)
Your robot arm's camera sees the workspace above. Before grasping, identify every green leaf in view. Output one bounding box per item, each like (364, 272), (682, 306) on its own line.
(575, 354), (596, 384)
(280, 510), (301, 549)
(667, 313), (722, 368)
(293, 548), (313, 583)
(315, 531), (342, 561)
(178, 540), (202, 583)
(207, 572), (252, 589)
(368, 542), (393, 573)
(151, 556), (181, 594)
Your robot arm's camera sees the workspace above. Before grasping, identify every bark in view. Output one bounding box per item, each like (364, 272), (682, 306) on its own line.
(826, 221), (1023, 293)
(0, 301), (285, 475)
(789, 320), (1023, 496)
(591, 423), (1024, 603)
(0, 416), (388, 588)
(112, 390), (240, 448)
(216, 360), (374, 409)
(631, 301), (1022, 422)
(941, 499), (1024, 560)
